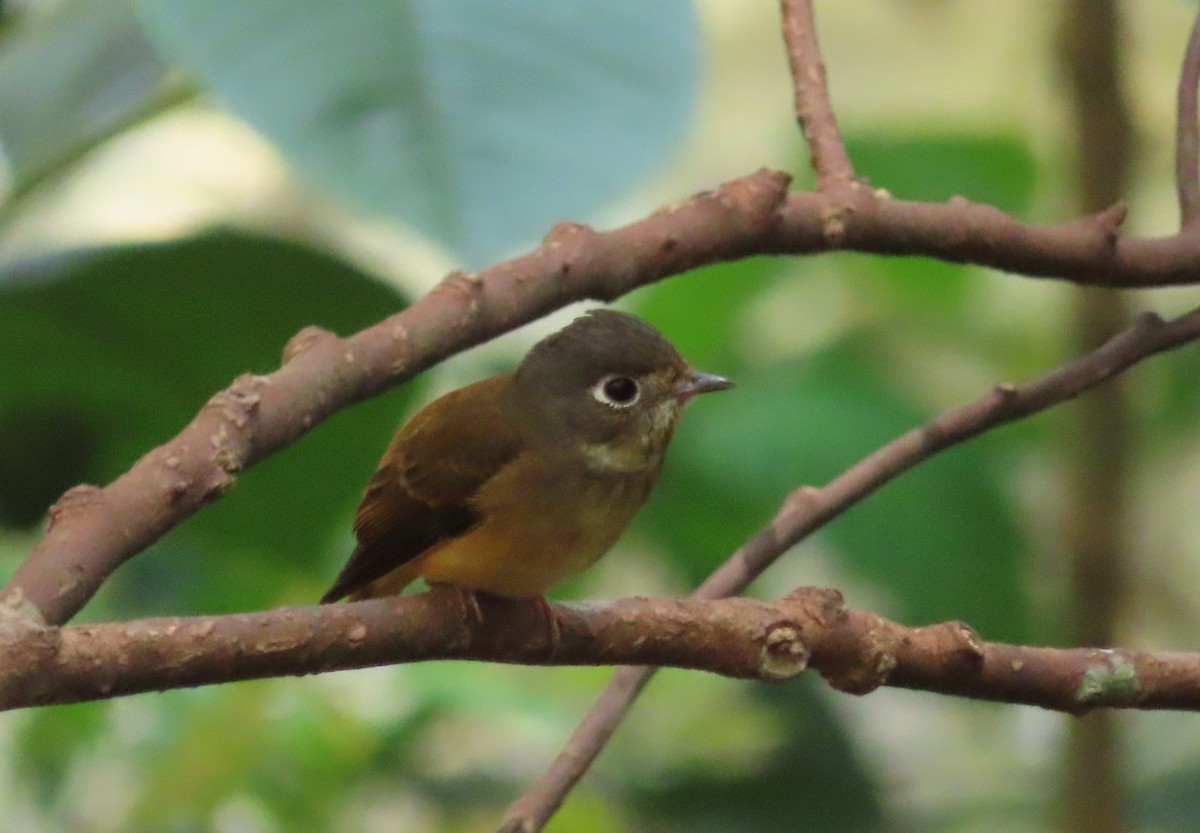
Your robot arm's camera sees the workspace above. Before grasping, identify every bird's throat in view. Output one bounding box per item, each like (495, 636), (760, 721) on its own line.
(579, 398), (680, 473)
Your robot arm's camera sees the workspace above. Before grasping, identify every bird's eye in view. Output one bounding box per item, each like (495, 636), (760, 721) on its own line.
(593, 375), (640, 408)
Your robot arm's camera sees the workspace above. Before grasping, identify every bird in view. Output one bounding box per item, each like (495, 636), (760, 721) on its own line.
(320, 309), (732, 613)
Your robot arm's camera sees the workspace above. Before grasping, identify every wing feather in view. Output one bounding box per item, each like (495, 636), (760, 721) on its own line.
(320, 374), (524, 602)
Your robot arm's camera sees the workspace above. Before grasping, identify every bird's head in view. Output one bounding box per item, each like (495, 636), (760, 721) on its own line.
(511, 310), (733, 473)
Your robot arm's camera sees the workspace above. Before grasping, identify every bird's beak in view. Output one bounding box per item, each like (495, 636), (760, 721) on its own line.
(674, 369), (734, 403)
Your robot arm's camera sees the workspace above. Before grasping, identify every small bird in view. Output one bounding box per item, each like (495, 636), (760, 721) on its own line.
(320, 309), (732, 609)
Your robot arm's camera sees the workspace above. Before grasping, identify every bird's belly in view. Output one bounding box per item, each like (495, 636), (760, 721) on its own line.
(416, 474), (652, 597)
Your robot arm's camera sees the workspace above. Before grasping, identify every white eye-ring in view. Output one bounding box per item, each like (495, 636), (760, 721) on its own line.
(592, 374), (641, 408)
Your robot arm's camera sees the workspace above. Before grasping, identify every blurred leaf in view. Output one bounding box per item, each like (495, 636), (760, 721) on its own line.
(846, 133), (1038, 215)
(130, 685), (274, 829)
(1136, 761), (1200, 832)
(631, 679), (885, 833)
(844, 133), (1041, 324)
(630, 257), (784, 372)
(0, 405), (100, 528)
(841, 134), (1038, 319)
(12, 702), (111, 806)
(861, 253), (975, 319)
(642, 336), (1029, 642)
(134, 0), (699, 265)
(1145, 342), (1200, 433)
(0, 0), (173, 196)
(0, 230), (416, 615)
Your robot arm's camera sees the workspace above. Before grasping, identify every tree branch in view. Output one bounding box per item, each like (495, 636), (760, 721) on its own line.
(0, 4), (1197, 831)
(4, 586), (1200, 715)
(499, 304), (1200, 832)
(779, 0), (854, 184)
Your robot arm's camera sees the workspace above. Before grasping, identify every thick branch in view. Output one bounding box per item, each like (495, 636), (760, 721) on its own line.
(3, 587), (1200, 715)
(500, 303), (1200, 832)
(779, 0), (854, 184)
(0, 591), (807, 710)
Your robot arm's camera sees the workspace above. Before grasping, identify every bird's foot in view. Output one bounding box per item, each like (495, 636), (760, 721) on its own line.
(530, 595), (562, 658)
(429, 583), (485, 626)
(455, 586), (485, 625)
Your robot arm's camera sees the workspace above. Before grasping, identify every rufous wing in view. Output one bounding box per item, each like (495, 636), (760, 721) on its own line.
(320, 374), (524, 603)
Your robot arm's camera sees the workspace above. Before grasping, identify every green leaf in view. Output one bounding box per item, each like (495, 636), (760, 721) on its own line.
(0, 0), (173, 196)
(12, 702), (112, 807)
(845, 133), (1038, 214)
(1145, 342), (1200, 433)
(134, 0), (700, 265)
(0, 231), (417, 615)
(629, 257), (784, 372)
(838, 134), (1038, 320)
(642, 337), (1029, 643)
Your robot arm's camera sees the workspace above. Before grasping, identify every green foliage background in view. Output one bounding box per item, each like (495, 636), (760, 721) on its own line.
(2, 1), (1200, 832)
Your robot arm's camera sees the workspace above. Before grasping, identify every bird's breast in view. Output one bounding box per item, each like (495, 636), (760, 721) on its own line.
(415, 454), (658, 597)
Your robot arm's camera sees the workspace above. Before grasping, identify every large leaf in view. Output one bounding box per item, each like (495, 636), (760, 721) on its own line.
(640, 337), (1029, 643)
(0, 231), (417, 615)
(0, 0), (172, 196)
(134, 0), (700, 265)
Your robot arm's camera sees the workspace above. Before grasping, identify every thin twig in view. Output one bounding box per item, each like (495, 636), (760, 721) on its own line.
(779, 0), (854, 184)
(498, 305), (1200, 833)
(1177, 8), (1200, 227)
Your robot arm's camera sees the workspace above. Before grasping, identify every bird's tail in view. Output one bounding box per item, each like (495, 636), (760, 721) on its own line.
(320, 557), (421, 604)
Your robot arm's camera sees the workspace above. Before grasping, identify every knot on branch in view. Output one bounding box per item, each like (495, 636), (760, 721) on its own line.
(821, 203), (849, 245)
(220, 374), (266, 428)
(542, 222), (599, 279)
(795, 591), (898, 696)
(822, 638), (898, 696)
(714, 168), (792, 224)
(918, 620), (986, 674)
(772, 485), (822, 539)
(383, 321), (415, 379)
(282, 325), (337, 364)
(759, 624), (810, 680)
(437, 269), (485, 294)
(0, 588), (60, 707)
(45, 483), (103, 532)
(783, 585), (846, 624)
(1093, 203), (1129, 247)
(543, 221), (598, 251)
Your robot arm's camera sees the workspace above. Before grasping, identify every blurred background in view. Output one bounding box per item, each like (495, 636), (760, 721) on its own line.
(3, 0), (1200, 831)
